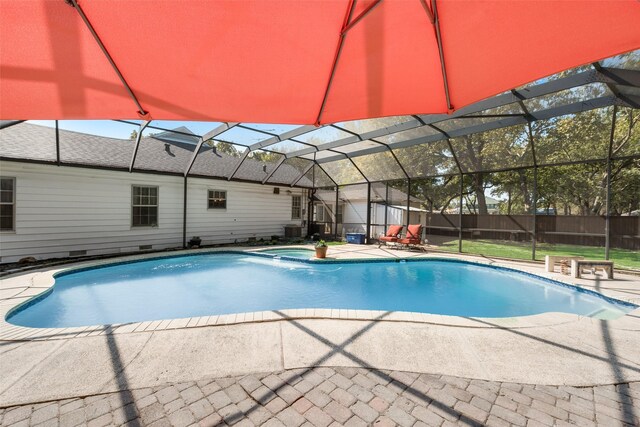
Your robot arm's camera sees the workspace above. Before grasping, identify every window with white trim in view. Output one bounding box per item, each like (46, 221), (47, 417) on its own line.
(132, 185), (158, 227)
(314, 203), (328, 222)
(208, 190), (227, 209)
(0, 177), (15, 231)
(291, 195), (302, 220)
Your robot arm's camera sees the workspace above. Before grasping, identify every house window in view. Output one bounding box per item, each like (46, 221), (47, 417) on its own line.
(132, 185), (158, 227)
(208, 190), (227, 209)
(313, 203), (325, 222)
(314, 203), (328, 222)
(291, 195), (302, 220)
(0, 177), (15, 231)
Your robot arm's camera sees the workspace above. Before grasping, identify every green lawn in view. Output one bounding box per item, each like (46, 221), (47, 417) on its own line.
(437, 239), (640, 270)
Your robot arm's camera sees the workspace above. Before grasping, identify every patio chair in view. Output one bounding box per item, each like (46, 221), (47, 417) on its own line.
(378, 225), (404, 248)
(397, 224), (425, 251)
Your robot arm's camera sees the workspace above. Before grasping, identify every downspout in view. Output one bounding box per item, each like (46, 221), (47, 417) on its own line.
(307, 188), (315, 238)
(459, 174), (464, 253)
(334, 185), (339, 239)
(366, 182), (372, 243)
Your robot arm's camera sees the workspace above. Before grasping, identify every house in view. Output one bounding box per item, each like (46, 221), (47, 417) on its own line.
(0, 123), (310, 263)
(447, 195), (503, 214)
(310, 185), (426, 238)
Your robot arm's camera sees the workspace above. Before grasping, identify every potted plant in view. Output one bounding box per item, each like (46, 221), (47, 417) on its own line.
(189, 236), (202, 248)
(315, 239), (328, 259)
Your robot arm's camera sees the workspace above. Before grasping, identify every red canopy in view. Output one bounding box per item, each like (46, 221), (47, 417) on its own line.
(1, 0), (639, 124)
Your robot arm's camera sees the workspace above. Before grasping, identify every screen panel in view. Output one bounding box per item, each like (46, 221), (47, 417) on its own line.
(351, 151), (406, 182)
(612, 107), (640, 159)
(268, 157), (314, 186)
(449, 124), (533, 173)
(233, 150), (284, 182)
(338, 183), (369, 236)
(190, 141), (248, 179)
(311, 165), (335, 188)
(393, 140), (458, 178)
(534, 107), (613, 166)
(58, 120), (137, 169)
(319, 158), (367, 185)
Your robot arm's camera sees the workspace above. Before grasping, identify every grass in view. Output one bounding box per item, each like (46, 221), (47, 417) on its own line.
(326, 241), (347, 246)
(437, 239), (640, 270)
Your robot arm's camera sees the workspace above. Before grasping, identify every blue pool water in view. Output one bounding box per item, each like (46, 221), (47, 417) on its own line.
(7, 253), (636, 328)
(253, 248), (315, 258)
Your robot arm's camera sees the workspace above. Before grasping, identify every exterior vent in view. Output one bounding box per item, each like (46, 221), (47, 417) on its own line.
(273, 187), (280, 194)
(69, 250), (87, 257)
(139, 245), (152, 250)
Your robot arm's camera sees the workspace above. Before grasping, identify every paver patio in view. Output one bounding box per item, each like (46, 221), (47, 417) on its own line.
(1, 367), (639, 427)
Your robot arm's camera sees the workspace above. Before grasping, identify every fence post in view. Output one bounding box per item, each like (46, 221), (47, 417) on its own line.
(459, 174), (463, 253)
(605, 105), (618, 260)
(334, 185), (339, 239)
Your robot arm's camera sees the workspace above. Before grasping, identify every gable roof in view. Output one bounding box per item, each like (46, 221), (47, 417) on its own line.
(152, 127), (200, 145)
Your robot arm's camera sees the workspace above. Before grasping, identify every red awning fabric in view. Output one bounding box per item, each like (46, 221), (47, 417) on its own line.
(1, 0), (639, 124)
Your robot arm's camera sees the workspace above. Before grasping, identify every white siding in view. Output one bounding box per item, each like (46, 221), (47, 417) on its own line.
(0, 162), (306, 263)
(342, 201), (367, 234)
(342, 202), (405, 234)
(371, 205), (404, 226)
(186, 177), (305, 245)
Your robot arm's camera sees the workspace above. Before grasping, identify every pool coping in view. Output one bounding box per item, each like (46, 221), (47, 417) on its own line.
(1, 245), (639, 342)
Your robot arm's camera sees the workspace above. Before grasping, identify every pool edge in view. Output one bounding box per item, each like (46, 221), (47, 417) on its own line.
(1, 246), (639, 342)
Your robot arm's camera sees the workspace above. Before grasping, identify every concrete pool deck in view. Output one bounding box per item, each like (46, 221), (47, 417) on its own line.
(1, 245), (640, 414)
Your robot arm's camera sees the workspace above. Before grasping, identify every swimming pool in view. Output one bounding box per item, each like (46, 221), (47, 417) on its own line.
(252, 248), (315, 259)
(7, 253), (636, 328)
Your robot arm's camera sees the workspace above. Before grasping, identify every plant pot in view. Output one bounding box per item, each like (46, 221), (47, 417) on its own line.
(315, 246), (328, 259)
(189, 239), (201, 248)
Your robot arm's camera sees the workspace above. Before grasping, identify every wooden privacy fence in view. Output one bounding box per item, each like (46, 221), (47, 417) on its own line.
(424, 214), (640, 250)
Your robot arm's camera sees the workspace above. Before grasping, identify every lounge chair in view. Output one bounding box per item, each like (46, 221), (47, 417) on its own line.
(397, 224), (425, 250)
(378, 225), (404, 248)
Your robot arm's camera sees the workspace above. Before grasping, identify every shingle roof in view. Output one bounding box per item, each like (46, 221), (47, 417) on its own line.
(0, 123), (313, 187)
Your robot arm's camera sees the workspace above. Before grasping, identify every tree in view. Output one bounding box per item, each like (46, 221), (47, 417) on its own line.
(214, 141), (240, 156)
(531, 106), (639, 215)
(249, 150), (280, 163)
(449, 123), (532, 214)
